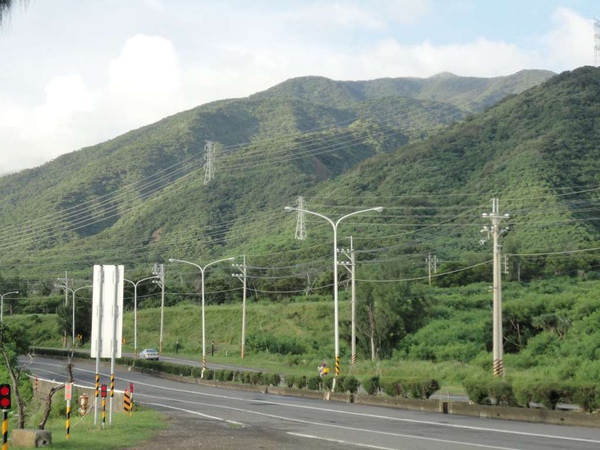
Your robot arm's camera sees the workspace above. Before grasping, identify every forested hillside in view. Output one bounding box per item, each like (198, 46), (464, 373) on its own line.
(0, 69), (553, 285)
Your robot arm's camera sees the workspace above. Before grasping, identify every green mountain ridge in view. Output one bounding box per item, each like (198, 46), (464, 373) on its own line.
(0, 67), (575, 286)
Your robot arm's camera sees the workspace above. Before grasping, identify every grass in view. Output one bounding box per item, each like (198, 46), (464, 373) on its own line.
(11, 404), (166, 449)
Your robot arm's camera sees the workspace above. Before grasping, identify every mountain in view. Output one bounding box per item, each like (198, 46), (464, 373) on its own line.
(0, 69), (556, 286)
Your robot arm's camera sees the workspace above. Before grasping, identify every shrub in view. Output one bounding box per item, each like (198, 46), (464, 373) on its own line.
(307, 375), (321, 391)
(407, 378), (440, 399)
(533, 381), (566, 410)
(250, 372), (263, 385)
(295, 375), (307, 389)
(334, 375), (347, 393)
(191, 367), (202, 379)
(285, 375), (295, 388)
(571, 383), (599, 412)
(323, 376), (334, 391)
(268, 373), (281, 387)
(381, 379), (405, 398)
(513, 381), (534, 408)
(463, 378), (490, 405)
(204, 369), (215, 380)
(362, 376), (380, 396)
(343, 376), (360, 394)
(487, 379), (516, 406)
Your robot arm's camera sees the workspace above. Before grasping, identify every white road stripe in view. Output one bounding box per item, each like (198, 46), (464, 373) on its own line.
(28, 360), (600, 446)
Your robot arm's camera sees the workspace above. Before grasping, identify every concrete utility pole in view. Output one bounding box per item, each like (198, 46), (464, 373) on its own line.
(153, 264), (166, 353)
(339, 237), (357, 368)
(482, 198), (509, 378)
(595, 18), (600, 66)
(232, 255), (247, 358)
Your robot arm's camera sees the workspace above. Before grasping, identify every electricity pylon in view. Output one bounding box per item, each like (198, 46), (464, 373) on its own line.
(203, 141), (215, 185)
(294, 197), (307, 240)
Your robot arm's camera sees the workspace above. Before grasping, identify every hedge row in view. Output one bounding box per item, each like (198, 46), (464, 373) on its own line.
(463, 378), (600, 411)
(379, 377), (440, 400)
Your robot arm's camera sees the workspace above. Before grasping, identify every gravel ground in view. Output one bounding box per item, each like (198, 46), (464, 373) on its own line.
(125, 411), (343, 450)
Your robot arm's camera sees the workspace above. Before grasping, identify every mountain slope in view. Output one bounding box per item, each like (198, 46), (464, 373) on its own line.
(0, 69), (556, 282)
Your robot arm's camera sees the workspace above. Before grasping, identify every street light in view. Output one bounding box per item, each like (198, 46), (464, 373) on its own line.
(70, 285), (92, 348)
(124, 276), (159, 358)
(0, 291), (19, 323)
(284, 205), (383, 390)
(169, 256), (235, 377)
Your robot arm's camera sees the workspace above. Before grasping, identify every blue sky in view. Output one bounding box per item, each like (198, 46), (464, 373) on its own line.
(0, 0), (597, 174)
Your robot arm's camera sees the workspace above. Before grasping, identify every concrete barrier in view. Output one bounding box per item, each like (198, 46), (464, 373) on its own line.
(11, 429), (51, 448)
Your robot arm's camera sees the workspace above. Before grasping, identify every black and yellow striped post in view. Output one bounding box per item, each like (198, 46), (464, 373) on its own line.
(335, 355), (340, 376)
(66, 402), (71, 439)
(123, 389), (131, 415)
(100, 384), (107, 429)
(110, 374), (115, 399)
(2, 410), (8, 450)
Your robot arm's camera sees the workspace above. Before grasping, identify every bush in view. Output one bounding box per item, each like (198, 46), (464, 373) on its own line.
(295, 375), (307, 389)
(571, 383), (599, 412)
(268, 373), (281, 386)
(323, 376), (334, 391)
(487, 379), (517, 406)
(250, 372), (263, 385)
(307, 375), (321, 391)
(362, 376), (380, 396)
(285, 375), (295, 388)
(533, 381), (567, 410)
(407, 378), (440, 399)
(381, 379), (405, 398)
(334, 375), (346, 393)
(191, 367), (202, 379)
(343, 376), (360, 394)
(463, 379), (489, 405)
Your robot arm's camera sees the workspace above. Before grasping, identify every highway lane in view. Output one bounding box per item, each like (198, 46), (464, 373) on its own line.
(23, 356), (600, 450)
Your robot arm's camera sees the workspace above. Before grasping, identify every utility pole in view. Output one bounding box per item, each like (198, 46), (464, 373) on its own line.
(481, 198), (510, 378)
(232, 255), (247, 358)
(57, 271), (70, 347)
(339, 237), (356, 369)
(595, 18), (600, 66)
(203, 141), (215, 185)
(294, 197), (307, 240)
(426, 253), (438, 284)
(153, 264), (165, 352)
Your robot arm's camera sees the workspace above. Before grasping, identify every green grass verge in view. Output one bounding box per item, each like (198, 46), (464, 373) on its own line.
(11, 405), (166, 449)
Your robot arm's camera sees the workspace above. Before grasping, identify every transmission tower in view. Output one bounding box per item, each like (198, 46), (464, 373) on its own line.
(595, 18), (600, 66)
(203, 141), (215, 185)
(426, 253), (438, 285)
(294, 196), (307, 240)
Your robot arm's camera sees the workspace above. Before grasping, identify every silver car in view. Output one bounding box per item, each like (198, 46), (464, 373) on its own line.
(139, 348), (159, 360)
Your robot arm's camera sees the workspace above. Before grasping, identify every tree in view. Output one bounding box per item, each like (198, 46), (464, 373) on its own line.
(0, 322), (32, 429)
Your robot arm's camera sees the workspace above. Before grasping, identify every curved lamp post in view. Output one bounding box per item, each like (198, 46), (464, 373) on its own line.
(124, 276), (159, 358)
(70, 285), (92, 349)
(0, 291), (19, 323)
(169, 256), (235, 377)
(284, 206), (383, 391)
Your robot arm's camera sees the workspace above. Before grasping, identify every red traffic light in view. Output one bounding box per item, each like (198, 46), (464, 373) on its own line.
(100, 384), (107, 398)
(0, 383), (11, 409)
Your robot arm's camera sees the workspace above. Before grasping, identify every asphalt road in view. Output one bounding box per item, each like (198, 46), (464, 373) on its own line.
(23, 356), (600, 450)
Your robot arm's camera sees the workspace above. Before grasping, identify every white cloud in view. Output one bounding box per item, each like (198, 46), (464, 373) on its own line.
(108, 35), (182, 125)
(0, 4), (594, 176)
(539, 7), (594, 70)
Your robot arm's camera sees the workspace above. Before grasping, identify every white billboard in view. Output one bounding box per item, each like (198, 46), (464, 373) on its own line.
(91, 265), (124, 358)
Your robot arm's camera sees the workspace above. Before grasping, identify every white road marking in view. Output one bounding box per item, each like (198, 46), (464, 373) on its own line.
(144, 402), (245, 426)
(287, 432), (521, 450)
(28, 360), (600, 446)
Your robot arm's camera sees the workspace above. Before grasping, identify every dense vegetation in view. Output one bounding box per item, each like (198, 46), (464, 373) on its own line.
(3, 67), (600, 400)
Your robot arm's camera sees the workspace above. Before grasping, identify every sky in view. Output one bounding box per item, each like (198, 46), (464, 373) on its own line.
(0, 0), (597, 175)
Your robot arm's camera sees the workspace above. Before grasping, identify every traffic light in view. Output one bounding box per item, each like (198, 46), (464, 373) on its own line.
(100, 384), (107, 398)
(0, 384), (11, 409)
